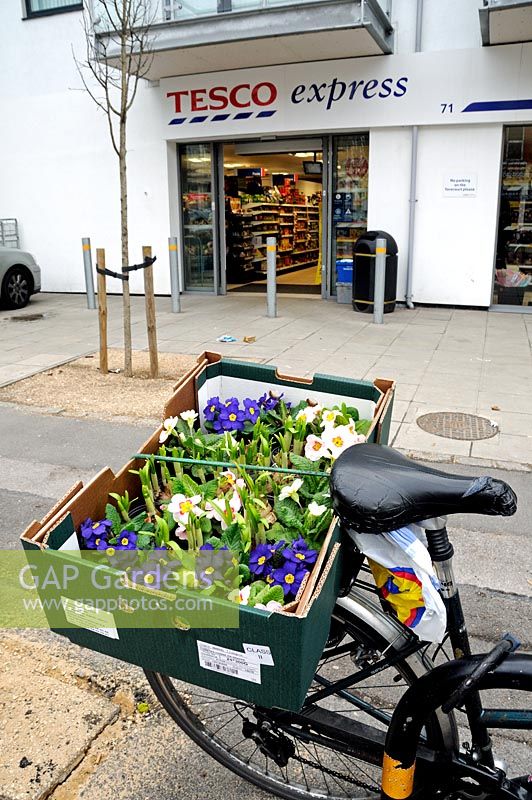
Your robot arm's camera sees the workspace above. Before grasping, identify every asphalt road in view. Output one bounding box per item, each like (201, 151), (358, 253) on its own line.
(1, 403), (531, 796)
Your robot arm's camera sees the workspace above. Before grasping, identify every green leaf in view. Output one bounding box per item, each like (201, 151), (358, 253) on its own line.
(220, 522), (243, 554)
(289, 454), (320, 473)
(356, 419), (372, 436)
(238, 563), (251, 583)
(199, 480), (218, 500)
(261, 584), (285, 605)
(182, 473), (200, 496)
(274, 498), (304, 530)
(267, 522), (288, 542)
(105, 503), (122, 536)
(136, 533), (152, 550)
(205, 535), (222, 549)
(169, 477), (187, 495)
(199, 516), (212, 534)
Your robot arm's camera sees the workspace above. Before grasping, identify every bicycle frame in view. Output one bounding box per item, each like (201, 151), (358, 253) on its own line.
(380, 519), (532, 800)
(380, 653), (532, 800)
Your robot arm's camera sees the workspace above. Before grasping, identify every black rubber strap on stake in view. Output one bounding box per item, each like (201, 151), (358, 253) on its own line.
(123, 255), (157, 273)
(96, 266), (128, 281)
(96, 257), (157, 281)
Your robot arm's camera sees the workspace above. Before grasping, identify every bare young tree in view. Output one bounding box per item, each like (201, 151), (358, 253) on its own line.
(75, 0), (156, 377)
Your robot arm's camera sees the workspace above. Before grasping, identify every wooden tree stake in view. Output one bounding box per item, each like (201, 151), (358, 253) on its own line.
(96, 248), (108, 375)
(143, 245), (158, 378)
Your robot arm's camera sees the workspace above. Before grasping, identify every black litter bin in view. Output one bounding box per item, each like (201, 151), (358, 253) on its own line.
(353, 230), (398, 313)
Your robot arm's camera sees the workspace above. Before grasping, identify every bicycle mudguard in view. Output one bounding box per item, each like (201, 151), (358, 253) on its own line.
(380, 653), (532, 800)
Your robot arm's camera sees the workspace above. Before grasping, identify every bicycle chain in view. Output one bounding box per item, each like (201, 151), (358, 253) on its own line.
(290, 752), (378, 794)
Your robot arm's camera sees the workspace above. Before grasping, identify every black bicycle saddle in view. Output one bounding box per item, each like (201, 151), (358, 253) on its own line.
(330, 443), (517, 534)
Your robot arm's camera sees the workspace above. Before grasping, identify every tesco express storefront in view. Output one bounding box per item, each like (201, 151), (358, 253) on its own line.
(159, 44), (532, 309)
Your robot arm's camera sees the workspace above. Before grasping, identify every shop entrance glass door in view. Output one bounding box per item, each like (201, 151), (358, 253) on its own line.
(179, 143), (217, 291)
(330, 134), (369, 296)
(494, 126), (532, 309)
(221, 139), (325, 295)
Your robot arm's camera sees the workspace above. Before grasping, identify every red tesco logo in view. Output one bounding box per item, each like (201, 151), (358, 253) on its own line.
(167, 82), (277, 114)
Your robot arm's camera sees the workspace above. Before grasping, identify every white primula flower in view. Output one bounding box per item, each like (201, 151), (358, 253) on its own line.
(167, 493), (203, 525)
(279, 478), (303, 503)
(308, 500), (327, 517)
(238, 584), (251, 605)
(345, 418), (366, 442)
(322, 425), (359, 458)
(159, 416), (178, 444)
(180, 409), (199, 428)
(321, 409), (341, 428)
(221, 470), (245, 489)
(255, 600), (283, 612)
(304, 434), (331, 462)
(296, 404), (322, 424)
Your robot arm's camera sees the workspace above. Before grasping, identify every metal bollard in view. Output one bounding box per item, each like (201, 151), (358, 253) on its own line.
(82, 237), (96, 310)
(168, 237), (181, 313)
(373, 238), (387, 325)
(266, 237), (277, 318)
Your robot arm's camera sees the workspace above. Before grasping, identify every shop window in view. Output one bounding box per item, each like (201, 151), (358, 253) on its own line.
(494, 126), (532, 307)
(331, 134), (369, 295)
(25, 0), (82, 17)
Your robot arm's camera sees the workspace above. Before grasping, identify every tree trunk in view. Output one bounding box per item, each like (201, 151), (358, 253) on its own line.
(120, 116), (133, 377)
(119, 0), (132, 378)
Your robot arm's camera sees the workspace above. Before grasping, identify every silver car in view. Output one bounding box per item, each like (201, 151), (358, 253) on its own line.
(0, 247), (41, 309)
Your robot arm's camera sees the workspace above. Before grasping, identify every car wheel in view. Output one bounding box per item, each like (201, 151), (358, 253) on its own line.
(2, 267), (33, 309)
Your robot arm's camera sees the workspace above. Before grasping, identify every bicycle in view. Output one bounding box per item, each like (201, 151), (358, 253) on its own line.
(145, 443), (532, 800)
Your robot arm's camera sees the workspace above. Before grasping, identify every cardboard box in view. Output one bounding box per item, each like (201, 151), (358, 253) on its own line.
(20, 354), (395, 710)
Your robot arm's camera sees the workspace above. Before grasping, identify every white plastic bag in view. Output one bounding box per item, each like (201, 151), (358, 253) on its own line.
(349, 525), (447, 643)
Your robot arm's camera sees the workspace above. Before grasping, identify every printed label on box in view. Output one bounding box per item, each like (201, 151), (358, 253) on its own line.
(197, 640), (261, 684)
(243, 643), (275, 666)
(61, 597), (119, 640)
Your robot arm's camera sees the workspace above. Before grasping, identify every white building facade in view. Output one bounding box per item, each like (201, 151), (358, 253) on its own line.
(2, 0), (532, 309)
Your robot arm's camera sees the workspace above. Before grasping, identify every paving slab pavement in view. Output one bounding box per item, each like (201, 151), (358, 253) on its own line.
(0, 636), (119, 800)
(2, 293), (531, 468)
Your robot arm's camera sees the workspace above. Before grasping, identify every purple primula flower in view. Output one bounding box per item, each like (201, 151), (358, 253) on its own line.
(283, 537), (318, 567)
(115, 530), (138, 550)
(269, 540), (286, 554)
(219, 405), (246, 431)
(272, 562), (308, 597)
(222, 396), (239, 410)
(249, 543), (274, 576)
(243, 398), (260, 423)
(80, 518), (112, 543)
(204, 396), (222, 421)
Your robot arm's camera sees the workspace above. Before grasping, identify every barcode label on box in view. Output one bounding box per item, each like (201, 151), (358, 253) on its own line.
(197, 641), (261, 684)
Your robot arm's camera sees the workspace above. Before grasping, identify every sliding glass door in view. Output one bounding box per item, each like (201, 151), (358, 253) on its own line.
(179, 143), (217, 291)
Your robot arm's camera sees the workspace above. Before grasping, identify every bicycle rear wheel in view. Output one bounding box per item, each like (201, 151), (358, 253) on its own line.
(145, 588), (457, 799)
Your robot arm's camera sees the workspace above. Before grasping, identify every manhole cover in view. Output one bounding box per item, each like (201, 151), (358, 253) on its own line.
(416, 412), (498, 441)
(9, 313), (45, 322)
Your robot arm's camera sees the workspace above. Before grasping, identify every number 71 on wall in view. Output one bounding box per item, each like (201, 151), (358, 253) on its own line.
(441, 103), (454, 113)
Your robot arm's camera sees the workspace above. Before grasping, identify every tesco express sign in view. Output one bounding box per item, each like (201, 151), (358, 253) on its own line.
(167, 82), (278, 113)
(166, 74), (408, 125)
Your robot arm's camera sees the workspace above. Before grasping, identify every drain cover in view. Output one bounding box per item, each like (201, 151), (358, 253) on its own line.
(10, 313), (45, 322)
(416, 412), (498, 441)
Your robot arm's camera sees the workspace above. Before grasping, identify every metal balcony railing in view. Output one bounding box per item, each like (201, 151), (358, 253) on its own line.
(91, 0), (391, 32)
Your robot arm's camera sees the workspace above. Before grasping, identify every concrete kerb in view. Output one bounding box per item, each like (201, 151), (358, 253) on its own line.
(396, 447), (532, 474)
(0, 350), (96, 389)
